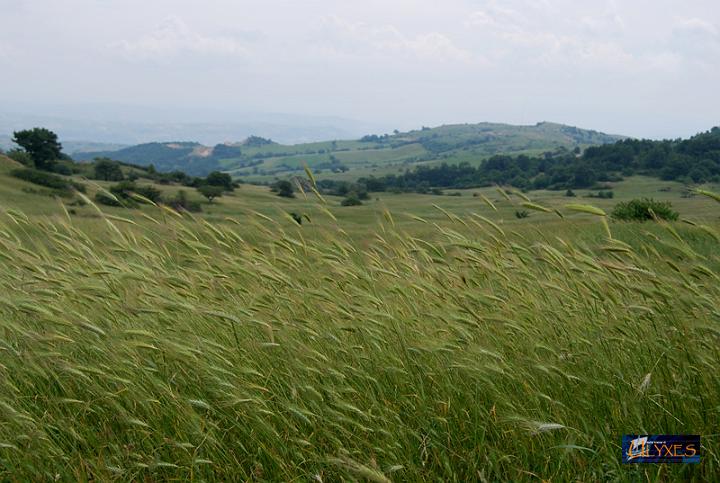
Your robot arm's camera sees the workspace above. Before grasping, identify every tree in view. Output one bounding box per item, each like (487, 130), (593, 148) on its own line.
(94, 158), (124, 181)
(205, 171), (234, 191)
(274, 180), (295, 198)
(244, 135), (273, 147)
(572, 164), (597, 188)
(198, 184), (224, 203)
(12, 128), (63, 171)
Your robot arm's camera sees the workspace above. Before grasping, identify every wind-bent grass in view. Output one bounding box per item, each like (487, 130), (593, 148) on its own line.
(0, 198), (718, 481)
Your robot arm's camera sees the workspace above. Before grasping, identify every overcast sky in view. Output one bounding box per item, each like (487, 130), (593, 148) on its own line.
(1, 0), (718, 139)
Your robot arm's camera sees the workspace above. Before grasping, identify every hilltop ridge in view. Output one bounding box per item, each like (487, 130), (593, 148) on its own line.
(74, 121), (625, 178)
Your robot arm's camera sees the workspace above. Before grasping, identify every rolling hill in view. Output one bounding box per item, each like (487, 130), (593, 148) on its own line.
(74, 122), (625, 179)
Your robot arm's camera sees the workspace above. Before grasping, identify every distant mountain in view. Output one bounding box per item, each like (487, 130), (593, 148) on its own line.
(75, 122), (626, 178)
(0, 107), (387, 146)
(77, 142), (214, 175)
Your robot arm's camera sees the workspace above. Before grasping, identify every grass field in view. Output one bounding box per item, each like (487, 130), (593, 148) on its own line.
(1, 156), (719, 480)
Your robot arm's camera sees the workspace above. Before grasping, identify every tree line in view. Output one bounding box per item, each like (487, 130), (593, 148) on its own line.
(336, 127), (720, 193)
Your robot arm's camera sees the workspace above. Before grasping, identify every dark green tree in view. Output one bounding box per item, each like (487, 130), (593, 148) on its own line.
(12, 128), (63, 171)
(93, 158), (125, 181)
(198, 184), (224, 203)
(205, 171), (234, 191)
(274, 180), (295, 198)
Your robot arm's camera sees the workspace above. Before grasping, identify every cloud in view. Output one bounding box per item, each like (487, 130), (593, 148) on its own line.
(315, 16), (474, 63)
(674, 17), (718, 38)
(580, 12), (625, 36)
(463, 2), (642, 71)
(112, 16), (250, 60)
(402, 32), (474, 62)
(669, 17), (720, 64)
(465, 0), (536, 31)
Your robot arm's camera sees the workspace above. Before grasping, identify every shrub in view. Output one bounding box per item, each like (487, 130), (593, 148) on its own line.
(108, 181), (161, 203)
(100, 181), (162, 207)
(587, 190), (614, 199)
(11, 168), (86, 194)
(273, 180), (295, 198)
(51, 164), (73, 176)
(341, 195), (363, 206)
(12, 168), (67, 190)
(611, 198), (679, 222)
(565, 189), (576, 197)
(515, 210), (530, 219)
(167, 190), (202, 212)
(94, 192), (122, 207)
(134, 185), (162, 203)
(7, 149), (34, 167)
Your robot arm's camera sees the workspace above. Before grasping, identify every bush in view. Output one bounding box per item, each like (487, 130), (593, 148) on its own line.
(167, 190), (202, 212)
(341, 195), (363, 206)
(611, 198), (679, 222)
(108, 181), (160, 202)
(101, 181), (162, 207)
(134, 185), (162, 203)
(7, 149), (34, 167)
(51, 164), (73, 176)
(94, 192), (122, 207)
(273, 180), (295, 198)
(515, 210), (530, 219)
(587, 190), (614, 199)
(11, 168), (86, 194)
(565, 189), (576, 197)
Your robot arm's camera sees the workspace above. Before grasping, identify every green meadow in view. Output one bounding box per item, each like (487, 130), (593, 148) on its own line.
(0, 153), (719, 481)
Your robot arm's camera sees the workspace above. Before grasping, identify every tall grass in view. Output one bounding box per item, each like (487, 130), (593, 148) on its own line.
(0, 198), (718, 481)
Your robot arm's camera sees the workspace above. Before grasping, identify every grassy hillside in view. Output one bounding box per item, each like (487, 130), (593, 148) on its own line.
(74, 122), (624, 180)
(0, 164), (718, 480)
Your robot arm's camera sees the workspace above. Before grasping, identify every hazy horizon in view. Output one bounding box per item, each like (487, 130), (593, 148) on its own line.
(2, 0), (719, 141)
